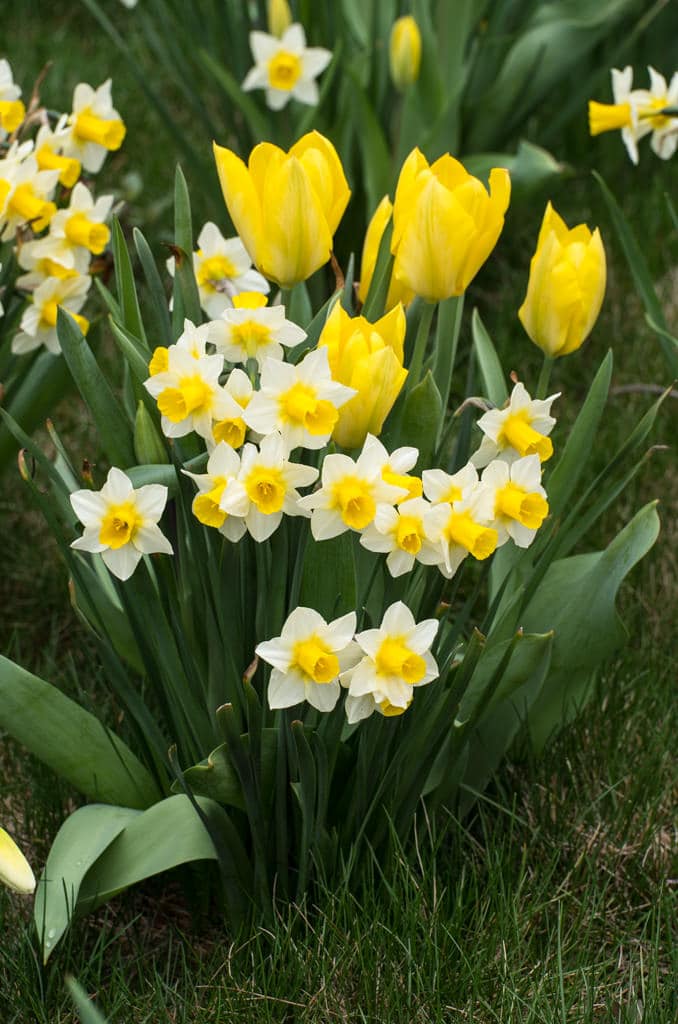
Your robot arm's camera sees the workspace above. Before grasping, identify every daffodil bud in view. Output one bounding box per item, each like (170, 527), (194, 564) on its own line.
(518, 202), (606, 358)
(213, 131), (351, 289)
(0, 826), (35, 895)
(358, 196), (414, 312)
(267, 0), (293, 38)
(389, 16), (422, 91)
(317, 302), (407, 449)
(391, 148), (511, 302)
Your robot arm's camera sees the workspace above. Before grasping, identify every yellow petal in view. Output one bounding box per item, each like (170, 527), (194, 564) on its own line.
(213, 142), (264, 269)
(0, 827), (36, 895)
(289, 131), (351, 235)
(332, 346), (407, 449)
(259, 155), (332, 287)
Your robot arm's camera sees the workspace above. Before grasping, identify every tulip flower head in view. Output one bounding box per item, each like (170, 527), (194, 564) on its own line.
(13, 274), (91, 355)
(213, 132), (350, 287)
(342, 602), (439, 724)
(471, 383), (559, 469)
(391, 148), (510, 301)
(257, 607), (360, 712)
(0, 826), (35, 895)
(317, 301), (408, 449)
(62, 80), (126, 173)
(481, 455), (549, 548)
(518, 202), (606, 358)
(589, 66), (678, 164)
(70, 468), (173, 581)
(208, 292), (305, 369)
(389, 16), (422, 91)
(243, 24), (331, 110)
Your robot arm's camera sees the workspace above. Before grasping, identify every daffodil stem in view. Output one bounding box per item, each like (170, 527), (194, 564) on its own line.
(536, 355), (554, 399)
(408, 301), (436, 387)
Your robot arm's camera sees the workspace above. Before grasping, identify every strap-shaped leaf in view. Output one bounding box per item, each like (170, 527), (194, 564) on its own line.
(67, 979), (110, 1024)
(472, 308), (508, 407)
(111, 218), (147, 345)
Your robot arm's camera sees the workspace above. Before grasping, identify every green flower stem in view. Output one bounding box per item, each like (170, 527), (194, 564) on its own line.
(407, 301), (436, 388)
(536, 355), (554, 399)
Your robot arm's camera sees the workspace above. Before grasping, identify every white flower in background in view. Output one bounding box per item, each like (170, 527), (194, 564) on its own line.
(0, 59), (25, 137)
(48, 181), (113, 258)
(471, 382), (559, 469)
(244, 347), (355, 451)
(13, 274), (91, 355)
(62, 80), (126, 173)
(481, 455), (549, 548)
(211, 368), (255, 450)
(208, 293), (305, 369)
(16, 236), (89, 290)
(70, 467), (173, 581)
(167, 222), (269, 319)
(0, 826), (35, 895)
(359, 497), (449, 578)
(183, 442), (248, 542)
(243, 23), (332, 110)
(256, 607), (361, 712)
(220, 431), (319, 542)
(34, 121), (81, 188)
(298, 434), (408, 540)
(342, 602), (439, 724)
(119, 0), (139, 8)
(0, 145), (58, 241)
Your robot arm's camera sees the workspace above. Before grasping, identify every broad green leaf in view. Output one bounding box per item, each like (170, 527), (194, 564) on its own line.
(35, 805), (141, 962)
(455, 631), (555, 727)
(0, 657), (160, 809)
(472, 308), (508, 406)
(299, 531), (356, 620)
(399, 370), (443, 469)
(180, 729), (277, 811)
(464, 140), (564, 193)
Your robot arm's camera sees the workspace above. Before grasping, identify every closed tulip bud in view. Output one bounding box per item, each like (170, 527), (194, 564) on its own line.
(389, 16), (422, 91)
(358, 195), (414, 311)
(213, 131), (351, 289)
(0, 827), (35, 895)
(518, 202), (606, 358)
(267, 0), (293, 38)
(318, 302), (407, 449)
(391, 148), (511, 302)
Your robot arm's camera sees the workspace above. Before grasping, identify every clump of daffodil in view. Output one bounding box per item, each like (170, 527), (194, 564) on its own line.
(389, 16), (422, 91)
(589, 66), (678, 164)
(243, 23), (331, 110)
(70, 467), (173, 581)
(0, 59), (25, 137)
(213, 131), (350, 287)
(0, 826), (35, 895)
(62, 80), (126, 173)
(208, 292), (305, 369)
(317, 301), (408, 449)
(257, 607), (360, 712)
(358, 195), (414, 311)
(298, 434), (408, 539)
(13, 274), (91, 354)
(342, 602), (439, 724)
(471, 382), (559, 469)
(183, 442), (247, 541)
(391, 148), (511, 301)
(518, 202), (606, 359)
(243, 347), (356, 452)
(481, 455), (549, 548)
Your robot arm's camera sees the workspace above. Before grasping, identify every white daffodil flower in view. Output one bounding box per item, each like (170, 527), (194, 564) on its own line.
(597, 66), (678, 164)
(481, 455), (549, 548)
(422, 463), (480, 506)
(243, 23), (332, 111)
(70, 467), (173, 581)
(380, 445), (423, 502)
(13, 274), (91, 354)
(359, 497), (449, 578)
(183, 442), (248, 542)
(220, 431), (318, 542)
(0, 144), (58, 242)
(298, 434), (409, 540)
(16, 236), (90, 291)
(34, 120), (81, 188)
(0, 59), (25, 138)
(0, 826), (35, 895)
(208, 293), (305, 369)
(210, 368), (255, 450)
(62, 80), (126, 173)
(471, 382), (559, 469)
(47, 181), (114, 260)
(243, 347), (355, 451)
(256, 607), (361, 712)
(435, 483), (498, 579)
(342, 601), (439, 724)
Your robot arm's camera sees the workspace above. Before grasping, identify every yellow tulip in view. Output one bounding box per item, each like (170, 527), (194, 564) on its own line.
(391, 148), (511, 302)
(0, 826), (35, 895)
(358, 195), (414, 312)
(318, 302), (407, 449)
(213, 131), (351, 289)
(389, 16), (422, 91)
(267, 0), (292, 38)
(518, 202), (606, 358)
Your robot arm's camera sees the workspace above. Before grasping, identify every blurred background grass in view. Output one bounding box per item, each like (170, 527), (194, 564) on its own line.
(1, 2), (676, 1020)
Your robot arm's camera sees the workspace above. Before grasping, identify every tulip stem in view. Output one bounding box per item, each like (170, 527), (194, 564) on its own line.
(536, 356), (554, 399)
(408, 301), (436, 387)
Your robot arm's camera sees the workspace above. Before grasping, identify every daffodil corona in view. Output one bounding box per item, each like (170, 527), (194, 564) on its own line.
(589, 66), (678, 164)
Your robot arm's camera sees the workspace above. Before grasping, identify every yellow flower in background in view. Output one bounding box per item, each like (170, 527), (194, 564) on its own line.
(518, 202), (606, 358)
(389, 16), (422, 91)
(358, 196), (414, 311)
(391, 148), (511, 301)
(317, 301), (407, 449)
(213, 131), (350, 288)
(0, 826), (35, 894)
(267, 0), (293, 38)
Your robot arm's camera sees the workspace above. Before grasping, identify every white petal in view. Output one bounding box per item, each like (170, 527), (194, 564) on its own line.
(255, 636), (293, 672)
(70, 488), (107, 527)
(101, 544), (143, 581)
(134, 484), (169, 520)
(305, 680), (340, 712)
(267, 668), (305, 709)
(133, 524), (173, 555)
(324, 611), (357, 651)
(380, 601), (416, 636)
(102, 467), (134, 504)
(302, 48), (332, 78)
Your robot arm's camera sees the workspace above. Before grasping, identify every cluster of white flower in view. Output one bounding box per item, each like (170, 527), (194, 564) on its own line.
(0, 66), (124, 354)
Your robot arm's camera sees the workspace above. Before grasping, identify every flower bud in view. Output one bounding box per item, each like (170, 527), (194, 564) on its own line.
(389, 16), (422, 91)
(0, 827), (35, 895)
(518, 202), (606, 358)
(267, 0), (293, 38)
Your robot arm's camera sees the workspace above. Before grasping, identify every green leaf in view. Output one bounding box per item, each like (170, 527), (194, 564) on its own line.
(0, 656), (160, 808)
(172, 167), (202, 327)
(198, 49), (271, 142)
(399, 370), (443, 469)
(464, 140), (564, 193)
(472, 308), (508, 406)
(35, 805), (141, 963)
(108, 316), (153, 387)
(432, 294), (464, 436)
(56, 310), (136, 468)
(299, 531), (356, 620)
(133, 227), (172, 345)
(67, 978), (110, 1024)
(0, 352), (73, 474)
(111, 219), (147, 345)
(180, 729), (277, 811)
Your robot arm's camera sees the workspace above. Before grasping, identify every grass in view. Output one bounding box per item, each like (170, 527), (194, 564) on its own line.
(2, 6), (677, 1022)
